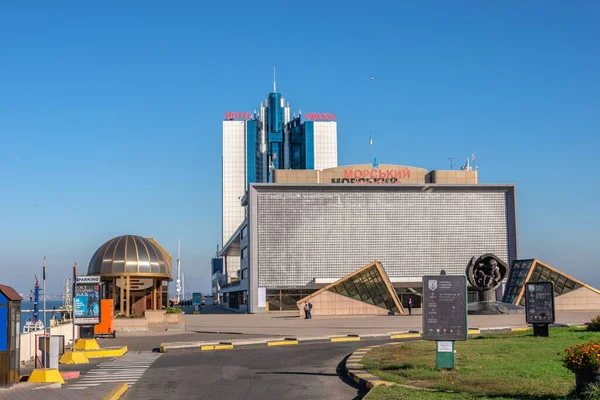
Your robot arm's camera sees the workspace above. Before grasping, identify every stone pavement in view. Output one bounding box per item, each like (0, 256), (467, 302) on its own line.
(0, 382), (125, 400)
(182, 309), (600, 337)
(82, 308), (600, 353)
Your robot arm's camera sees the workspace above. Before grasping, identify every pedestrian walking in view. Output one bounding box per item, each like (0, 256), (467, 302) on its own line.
(307, 301), (313, 319)
(407, 298), (413, 316)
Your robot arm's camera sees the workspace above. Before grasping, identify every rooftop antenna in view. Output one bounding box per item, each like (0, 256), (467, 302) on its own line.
(369, 133), (373, 165)
(461, 153), (477, 171)
(448, 156), (455, 170)
(273, 65), (276, 93)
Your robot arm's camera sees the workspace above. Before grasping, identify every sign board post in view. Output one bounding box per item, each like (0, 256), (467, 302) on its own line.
(74, 276), (101, 339)
(436, 341), (455, 369)
(192, 293), (202, 309)
(525, 282), (555, 337)
(422, 275), (468, 370)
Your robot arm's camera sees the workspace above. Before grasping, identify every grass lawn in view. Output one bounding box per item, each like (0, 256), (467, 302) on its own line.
(361, 328), (600, 399)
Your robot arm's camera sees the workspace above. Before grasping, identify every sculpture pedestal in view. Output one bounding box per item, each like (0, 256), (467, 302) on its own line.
(468, 301), (525, 315)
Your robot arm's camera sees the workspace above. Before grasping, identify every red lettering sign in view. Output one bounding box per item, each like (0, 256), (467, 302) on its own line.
(225, 112), (252, 120)
(337, 169), (412, 184)
(305, 113), (336, 121)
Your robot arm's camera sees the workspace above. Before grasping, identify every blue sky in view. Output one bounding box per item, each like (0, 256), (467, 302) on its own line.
(1, 1), (599, 295)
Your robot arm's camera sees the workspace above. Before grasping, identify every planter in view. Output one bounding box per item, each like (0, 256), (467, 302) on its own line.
(113, 317), (148, 332)
(575, 372), (600, 392)
(163, 313), (185, 324)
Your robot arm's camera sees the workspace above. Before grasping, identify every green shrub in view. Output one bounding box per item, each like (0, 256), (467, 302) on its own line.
(588, 315), (600, 332)
(166, 307), (183, 314)
(193, 310), (200, 315)
(115, 313), (144, 319)
(562, 342), (600, 374)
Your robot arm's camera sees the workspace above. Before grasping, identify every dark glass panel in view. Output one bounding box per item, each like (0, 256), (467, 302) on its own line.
(111, 237), (126, 274)
(135, 237), (151, 273)
(125, 237), (139, 273)
(100, 238), (118, 274)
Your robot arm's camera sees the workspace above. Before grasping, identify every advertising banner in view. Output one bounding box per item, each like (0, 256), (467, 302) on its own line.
(74, 276), (101, 325)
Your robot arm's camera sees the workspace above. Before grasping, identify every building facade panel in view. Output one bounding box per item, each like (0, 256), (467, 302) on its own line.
(312, 121), (338, 170)
(253, 185), (516, 289)
(222, 120), (247, 244)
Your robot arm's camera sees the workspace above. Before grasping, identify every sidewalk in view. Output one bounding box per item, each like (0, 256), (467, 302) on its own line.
(84, 309), (600, 353)
(182, 310), (600, 337)
(0, 383), (126, 400)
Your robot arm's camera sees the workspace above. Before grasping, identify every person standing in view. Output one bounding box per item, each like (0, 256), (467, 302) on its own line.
(407, 298), (413, 316)
(307, 302), (313, 319)
(303, 302), (310, 319)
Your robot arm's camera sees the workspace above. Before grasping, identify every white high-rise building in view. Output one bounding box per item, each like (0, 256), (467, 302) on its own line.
(312, 121), (338, 170)
(222, 119), (247, 245)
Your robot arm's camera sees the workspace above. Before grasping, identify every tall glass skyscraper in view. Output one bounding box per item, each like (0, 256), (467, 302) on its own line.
(222, 86), (338, 246)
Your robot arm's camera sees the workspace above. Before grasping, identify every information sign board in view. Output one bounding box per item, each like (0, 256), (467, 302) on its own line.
(192, 292), (203, 306)
(74, 276), (101, 325)
(525, 282), (555, 324)
(422, 275), (468, 341)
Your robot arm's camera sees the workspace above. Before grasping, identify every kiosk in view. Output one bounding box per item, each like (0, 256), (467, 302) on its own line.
(0, 284), (22, 388)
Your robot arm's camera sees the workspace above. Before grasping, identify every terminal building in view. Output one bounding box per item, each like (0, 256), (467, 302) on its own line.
(218, 162), (521, 313)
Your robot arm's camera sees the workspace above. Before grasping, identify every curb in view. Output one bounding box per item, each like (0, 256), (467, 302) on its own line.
(345, 344), (395, 389)
(159, 323), (589, 353)
(103, 383), (128, 400)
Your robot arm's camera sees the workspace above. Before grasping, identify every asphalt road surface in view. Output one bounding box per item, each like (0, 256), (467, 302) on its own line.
(124, 340), (394, 400)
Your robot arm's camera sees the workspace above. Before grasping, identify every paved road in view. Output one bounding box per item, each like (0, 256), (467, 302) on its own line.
(123, 340), (391, 400)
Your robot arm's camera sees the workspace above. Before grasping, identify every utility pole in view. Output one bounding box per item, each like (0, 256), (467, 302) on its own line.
(448, 157), (455, 170)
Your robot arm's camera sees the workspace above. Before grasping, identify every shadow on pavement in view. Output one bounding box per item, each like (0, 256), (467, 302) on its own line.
(336, 354), (367, 400)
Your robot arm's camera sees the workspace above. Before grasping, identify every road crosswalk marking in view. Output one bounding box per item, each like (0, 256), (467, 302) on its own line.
(66, 351), (161, 390)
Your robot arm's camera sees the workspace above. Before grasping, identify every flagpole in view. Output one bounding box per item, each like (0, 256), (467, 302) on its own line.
(72, 263), (77, 349)
(43, 256), (48, 368)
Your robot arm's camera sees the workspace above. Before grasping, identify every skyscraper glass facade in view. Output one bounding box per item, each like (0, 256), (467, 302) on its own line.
(222, 90), (338, 244)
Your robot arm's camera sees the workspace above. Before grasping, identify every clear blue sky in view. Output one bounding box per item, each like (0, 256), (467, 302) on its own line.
(1, 1), (599, 295)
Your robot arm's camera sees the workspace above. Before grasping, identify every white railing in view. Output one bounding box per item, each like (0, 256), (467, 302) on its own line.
(19, 323), (79, 365)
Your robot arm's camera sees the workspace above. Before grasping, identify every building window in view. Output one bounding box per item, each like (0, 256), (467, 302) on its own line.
(242, 247), (248, 259)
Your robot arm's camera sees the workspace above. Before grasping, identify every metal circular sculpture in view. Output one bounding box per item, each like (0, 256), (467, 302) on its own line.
(88, 235), (171, 279)
(466, 253), (508, 292)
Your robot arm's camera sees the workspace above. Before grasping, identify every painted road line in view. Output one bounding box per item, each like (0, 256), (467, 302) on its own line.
(267, 339), (299, 346)
(331, 335), (361, 343)
(202, 343), (234, 351)
(66, 352), (161, 390)
(390, 333), (421, 339)
(103, 383), (129, 400)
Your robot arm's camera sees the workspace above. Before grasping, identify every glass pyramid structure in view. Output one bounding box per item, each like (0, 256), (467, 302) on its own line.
(297, 261), (404, 314)
(502, 259), (597, 306)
